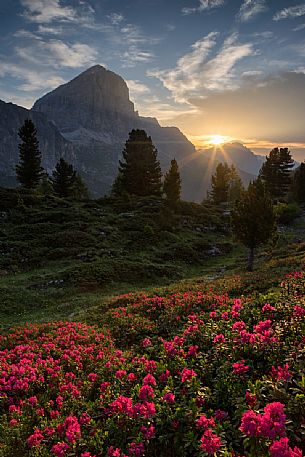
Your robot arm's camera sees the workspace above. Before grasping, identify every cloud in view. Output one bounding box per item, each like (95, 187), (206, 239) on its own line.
(108, 13), (124, 25)
(13, 29), (41, 39)
(16, 40), (98, 68)
(126, 80), (150, 97)
(37, 25), (63, 35)
(20, 0), (76, 23)
(20, 0), (96, 28)
(148, 33), (254, 103)
(237, 0), (267, 22)
(122, 46), (154, 67)
(0, 62), (65, 92)
(182, 0), (225, 15)
(171, 72), (305, 144)
(293, 23), (305, 31)
(273, 4), (305, 21)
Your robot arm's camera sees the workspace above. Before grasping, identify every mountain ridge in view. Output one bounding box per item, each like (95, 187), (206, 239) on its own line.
(0, 65), (265, 200)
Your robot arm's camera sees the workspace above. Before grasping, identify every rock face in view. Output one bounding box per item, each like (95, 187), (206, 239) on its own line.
(0, 65), (262, 200)
(32, 65), (198, 199)
(0, 100), (75, 187)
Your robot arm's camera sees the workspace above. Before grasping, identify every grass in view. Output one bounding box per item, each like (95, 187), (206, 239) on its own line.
(1, 187), (305, 328)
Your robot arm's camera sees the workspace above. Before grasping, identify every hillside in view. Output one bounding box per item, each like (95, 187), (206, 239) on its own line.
(0, 187), (235, 326)
(0, 259), (304, 456)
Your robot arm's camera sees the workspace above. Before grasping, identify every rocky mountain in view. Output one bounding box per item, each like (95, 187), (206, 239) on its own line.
(199, 142), (264, 176)
(0, 99), (75, 188)
(0, 65), (265, 201)
(32, 65), (198, 199)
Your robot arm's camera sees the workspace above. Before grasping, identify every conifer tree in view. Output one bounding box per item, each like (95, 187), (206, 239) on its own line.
(38, 172), (53, 196)
(117, 129), (162, 197)
(71, 173), (90, 200)
(231, 179), (275, 271)
(210, 163), (232, 205)
(228, 165), (244, 203)
(51, 158), (77, 198)
(163, 159), (181, 206)
(259, 147), (294, 199)
(16, 119), (43, 189)
(292, 162), (305, 203)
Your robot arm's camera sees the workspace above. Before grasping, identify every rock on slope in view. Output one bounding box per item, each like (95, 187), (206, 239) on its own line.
(32, 65), (199, 199)
(0, 99), (75, 187)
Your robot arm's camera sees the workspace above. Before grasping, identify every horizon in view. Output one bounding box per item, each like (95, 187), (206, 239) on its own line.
(1, 1), (305, 160)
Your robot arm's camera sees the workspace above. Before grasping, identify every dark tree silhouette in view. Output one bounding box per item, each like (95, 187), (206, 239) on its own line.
(209, 163), (243, 205)
(231, 179), (275, 271)
(16, 119), (43, 189)
(117, 129), (162, 197)
(259, 147), (294, 199)
(292, 162), (305, 203)
(51, 158), (77, 198)
(163, 159), (181, 206)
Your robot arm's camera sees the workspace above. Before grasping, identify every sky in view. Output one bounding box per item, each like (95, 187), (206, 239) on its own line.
(1, 0), (305, 159)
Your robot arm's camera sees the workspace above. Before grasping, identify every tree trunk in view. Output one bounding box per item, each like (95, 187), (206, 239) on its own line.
(247, 247), (254, 271)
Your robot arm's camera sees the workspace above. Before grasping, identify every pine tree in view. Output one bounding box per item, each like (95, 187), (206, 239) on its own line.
(292, 162), (305, 202)
(16, 119), (43, 189)
(51, 158), (77, 198)
(210, 163), (232, 205)
(38, 172), (53, 196)
(259, 147), (294, 199)
(117, 129), (162, 197)
(70, 174), (90, 200)
(228, 165), (243, 202)
(231, 179), (275, 271)
(163, 159), (181, 206)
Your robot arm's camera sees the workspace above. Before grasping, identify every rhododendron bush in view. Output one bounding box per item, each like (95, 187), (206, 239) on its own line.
(0, 271), (304, 456)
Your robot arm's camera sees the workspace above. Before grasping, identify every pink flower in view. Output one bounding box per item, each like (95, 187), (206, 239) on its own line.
(271, 364), (292, 382)
(27, 430), (44, 448)
(181, 367), (197, 382)
(159, 369), (171, 382)
(140, 424), (155, 439)
(269, 437), (303, 457)
(260, 402), (286, 440)
(81, 453), (96, 457)
(51, 442), (70, 457)
(127, 373), (136, 382)
(88, 373), (97, 382)
(107, 447), (121, 457)
(262, 303), (276, 313)
(139, 384), (155, 400)
(128, 442), (145, 456)
(214, 409), (228, 421)
(142, 338), (152, 347)
(187, 345), (198, 357)
(142, 374), (156, 385)
(79, 412), (91, 425)
(115, 369), (127, 379)
(240, 410), (262, 437)
(213, 334), (226, 343)
(245, 391), (257, 407)
(232, 360), (249, 375)
(232, 321), (246, 332)
(209, 311), (217, 319)
(196, 414), (215, 430)
(293, 305), (305, 318)
(254, 319), (272, 334)
(200, 429), (222, 455)
(63, 415), (81, 443)
(163, 392), (175, 404)
(28, 396), (38, 406)
(9, 419), (18, 426)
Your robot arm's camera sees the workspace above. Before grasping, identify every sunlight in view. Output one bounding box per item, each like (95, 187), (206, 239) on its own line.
(209, 134), (227, 145)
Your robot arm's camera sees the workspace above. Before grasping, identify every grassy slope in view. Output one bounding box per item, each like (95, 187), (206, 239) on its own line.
(1, 188), (305, 328)
(0, 190), (232, 327)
